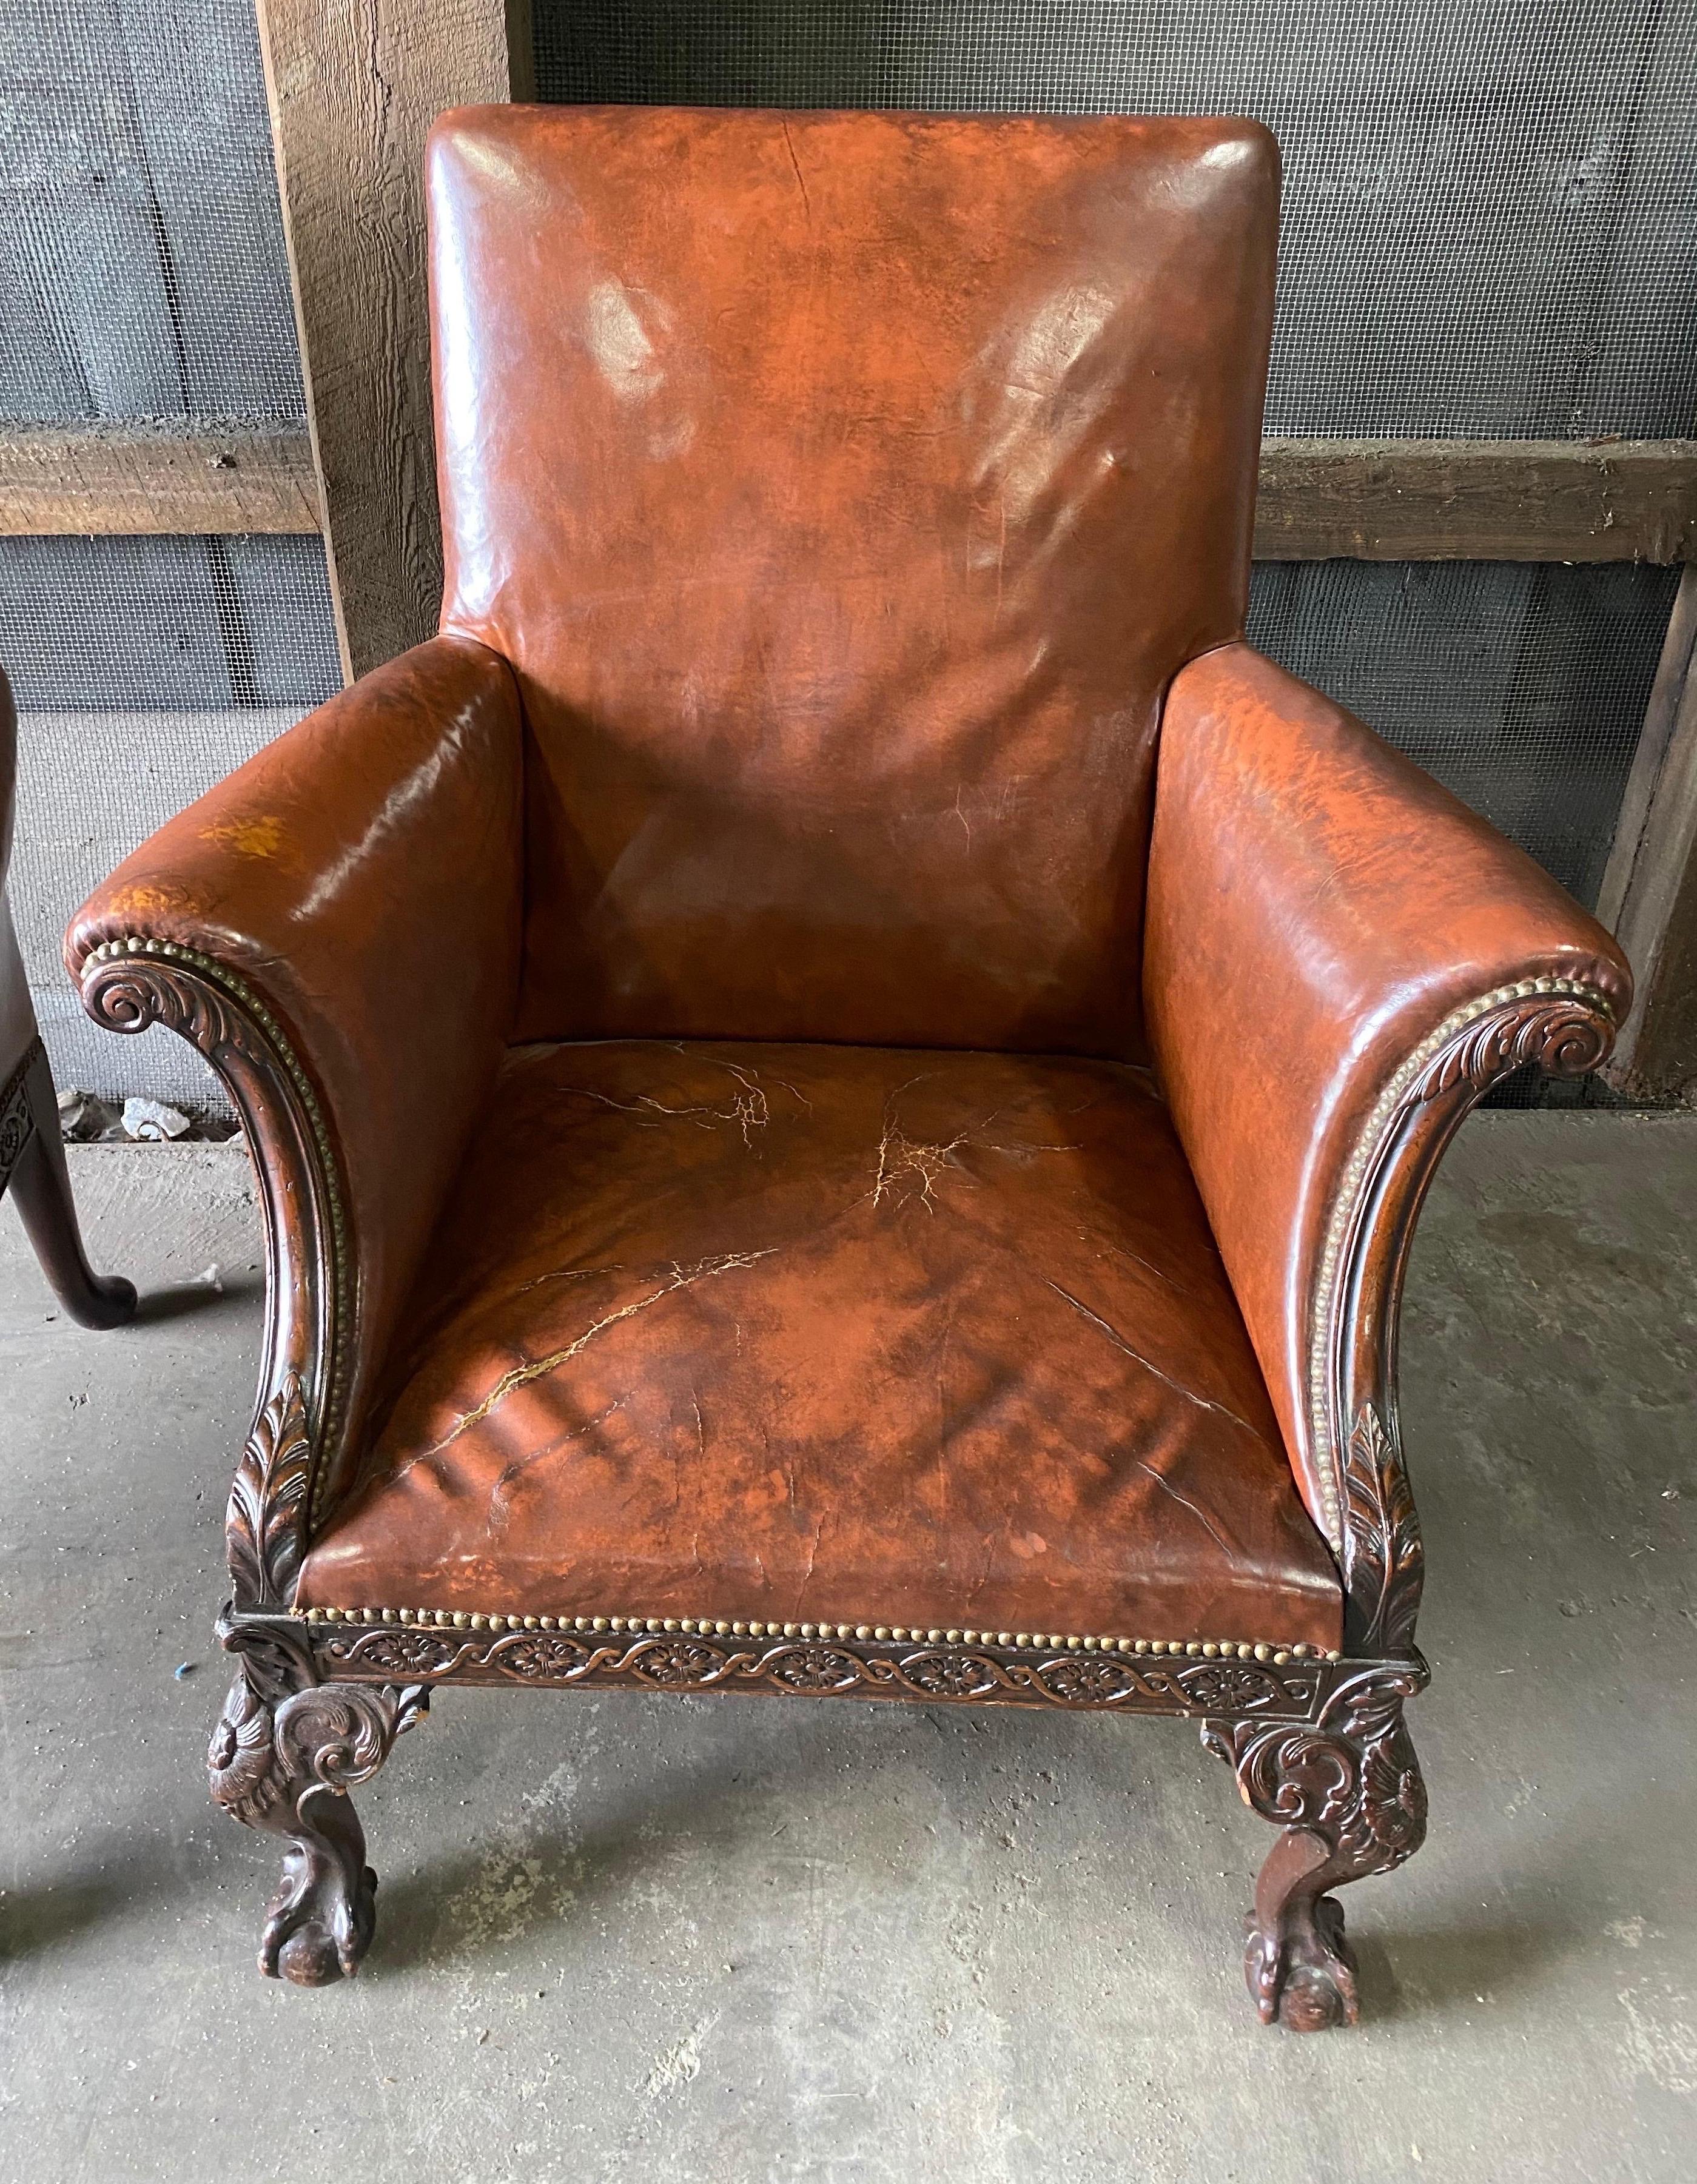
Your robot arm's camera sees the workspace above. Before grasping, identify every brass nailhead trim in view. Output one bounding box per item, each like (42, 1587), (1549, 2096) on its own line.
(84, 936), (352, 1525)
(1308, 974), (1611, 1551)
(301, 1603), (1342, 1667)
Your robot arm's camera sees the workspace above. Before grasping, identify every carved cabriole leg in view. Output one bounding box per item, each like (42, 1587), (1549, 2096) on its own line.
(209, 1622), (426, 1985)
(1202, 1665), (1426, 2031)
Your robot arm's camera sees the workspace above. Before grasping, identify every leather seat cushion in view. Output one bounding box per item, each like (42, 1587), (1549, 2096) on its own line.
(297, 1043), (1342, 1650)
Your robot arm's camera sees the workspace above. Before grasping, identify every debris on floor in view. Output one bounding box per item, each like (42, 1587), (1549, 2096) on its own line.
(121, 1097), (192, 1141)
(56, 1087), (240, 1146)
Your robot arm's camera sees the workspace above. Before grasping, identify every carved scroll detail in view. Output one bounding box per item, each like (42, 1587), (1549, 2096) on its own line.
(1203, 1664), (1428, 2030)
(0, 1036), (42, 1194)
(79, 938), (351, 1563)
(208, 1638), (426, 1985)
(1309, 975), (1616, 1643)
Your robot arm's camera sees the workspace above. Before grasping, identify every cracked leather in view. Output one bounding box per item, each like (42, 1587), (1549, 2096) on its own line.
(64, 109), (1627, 1649)
(297, 1042), (1343, 1645)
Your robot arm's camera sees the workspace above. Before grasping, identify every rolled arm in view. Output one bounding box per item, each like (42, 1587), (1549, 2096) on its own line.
(66, 636), (524, 1533)
(1144, 642), (1630, 1607)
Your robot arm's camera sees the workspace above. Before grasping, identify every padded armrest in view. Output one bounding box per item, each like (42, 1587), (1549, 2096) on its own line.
(1144, 641), (1631, 1544)
(66, 636), (525, 1473)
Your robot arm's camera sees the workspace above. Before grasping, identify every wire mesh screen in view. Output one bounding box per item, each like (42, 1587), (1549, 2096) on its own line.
(0, 0), (303, 422)
(1248, 560), (1679, 909)
(536, 0), (1692, 1103)
(536, 0), (1697, 440)
(0, 533), (338, 1106)
(0, 0), (342, 1110)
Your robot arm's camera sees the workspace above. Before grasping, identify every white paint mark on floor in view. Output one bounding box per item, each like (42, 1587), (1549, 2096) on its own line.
(643, 2012), (719, 2098)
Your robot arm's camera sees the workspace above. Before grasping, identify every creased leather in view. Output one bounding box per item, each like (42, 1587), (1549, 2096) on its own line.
(1144, 643), (1633, 1533)
(297, 1041), (1342, 1646)
(65, 636), (525, 1456)
(428, 105), (1277, 1059)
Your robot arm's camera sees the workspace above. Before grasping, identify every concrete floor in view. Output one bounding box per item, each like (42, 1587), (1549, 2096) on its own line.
(1, 1114), (1693, 2183)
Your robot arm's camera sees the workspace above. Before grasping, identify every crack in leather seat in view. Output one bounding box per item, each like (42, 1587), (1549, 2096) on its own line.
(67, 101), (1630, 2013)
(298, 1041), (1342, 1649)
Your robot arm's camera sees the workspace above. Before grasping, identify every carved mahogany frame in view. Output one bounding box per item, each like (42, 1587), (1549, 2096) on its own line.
(80, 938), (1615, 2022)
(0, 1033), (41, 1193)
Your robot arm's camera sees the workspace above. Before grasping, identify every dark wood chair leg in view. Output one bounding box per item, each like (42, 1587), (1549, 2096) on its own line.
(4, 1043), (136, 1329)
(1203, 1667), (1427, 2030)
(208, 1647), (428, 1986)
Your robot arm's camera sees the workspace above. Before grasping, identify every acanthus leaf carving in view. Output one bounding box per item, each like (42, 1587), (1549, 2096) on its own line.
(1341, 1405), (1423, 1656)
(208, 1650), (429, 1986)
(79, 935), (353, 1550)
(1202, 1664), (1428, 2029)
(227, 1376), (314, 1610)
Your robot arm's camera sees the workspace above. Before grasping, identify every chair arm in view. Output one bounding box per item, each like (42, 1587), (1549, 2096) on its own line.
(1144, 642), (1630, 1638)
(66, 637), (524, 1567)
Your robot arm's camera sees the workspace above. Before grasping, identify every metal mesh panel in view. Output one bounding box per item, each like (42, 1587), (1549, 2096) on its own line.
(0, 0), (301, 423)
(1, 0), (341, 1111)
(0, 533), (338, 1107)
(1248, 560), (1679, 909)
(534, 2), (1688, 1104)
(535, 0), (1697, 439)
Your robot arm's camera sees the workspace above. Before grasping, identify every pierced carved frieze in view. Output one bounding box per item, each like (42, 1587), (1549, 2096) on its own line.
(0, 1036), (41, 1194)
(307, 1619), (1332, 1718)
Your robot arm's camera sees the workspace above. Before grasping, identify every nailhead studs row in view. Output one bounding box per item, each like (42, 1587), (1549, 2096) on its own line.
(1306, 972), (1608, 1552)
(303, 1604), (1341, 1667)
(90, 936), (354, 1524)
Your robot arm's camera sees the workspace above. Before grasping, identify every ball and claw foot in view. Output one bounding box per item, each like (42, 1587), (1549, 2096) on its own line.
(209, 1662), (425, 1985)
(1246, 1891), (1359, 2031)
(1205, 1667), (1426, 2032)
(257, 1795), (380, 1986)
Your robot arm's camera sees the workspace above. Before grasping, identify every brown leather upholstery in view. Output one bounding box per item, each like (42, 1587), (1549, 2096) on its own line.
(1146, 645), (1632, 1533)
(64, 108), (1631, 1678)
(430, 106), (1276, 1057)
(297, 1040), (1342, 1648)
(70, 637), (525, 1448)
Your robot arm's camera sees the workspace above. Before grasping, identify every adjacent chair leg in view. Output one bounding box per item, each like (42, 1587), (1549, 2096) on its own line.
(1203, 1667), (1427, 2031)
(208, 1644), (428, 1986)
(5, 1043), (136, 1328)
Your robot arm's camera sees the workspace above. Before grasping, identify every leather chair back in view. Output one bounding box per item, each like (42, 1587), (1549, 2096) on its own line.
(429, 106), (1276, 1056)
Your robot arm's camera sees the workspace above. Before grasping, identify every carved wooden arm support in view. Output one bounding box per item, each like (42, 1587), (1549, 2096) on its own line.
(66, 637), (525, 1599)
(1145, 642), (1631, 1650)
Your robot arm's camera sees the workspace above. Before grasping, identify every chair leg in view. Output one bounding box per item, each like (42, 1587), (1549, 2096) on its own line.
(5, 1044), (136, 1328)
(1203, 1667), (1427, 2031)
(208, 1651), (428, 1986)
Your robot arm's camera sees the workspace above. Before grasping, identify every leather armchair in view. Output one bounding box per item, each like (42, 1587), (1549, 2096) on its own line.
(2, 667), (134, 1328)
(69, 109), (1628, 2024)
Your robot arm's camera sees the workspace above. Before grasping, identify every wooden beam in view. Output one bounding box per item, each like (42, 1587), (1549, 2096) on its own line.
(254, 0), (533, 682)
(0, 423), (318, 536)
(1598, 564), (1697, 1102)
(1255, 438), (1697, 563)
(5, 423), (1692, 579)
